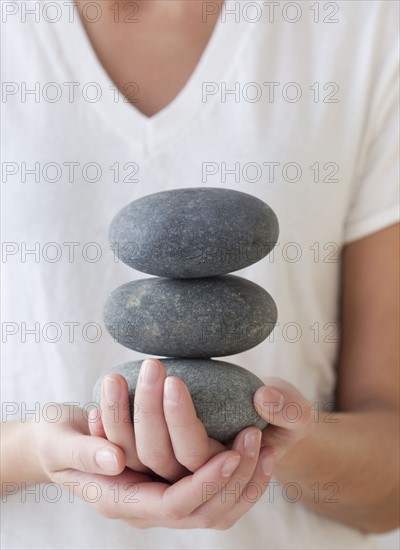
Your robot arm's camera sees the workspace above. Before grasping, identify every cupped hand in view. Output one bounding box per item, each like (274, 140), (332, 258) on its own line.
(79, 360), (314, 529)
(89, 359), (314, 484)
(88, 358), (226, 481)
(52, 425), (275, 530)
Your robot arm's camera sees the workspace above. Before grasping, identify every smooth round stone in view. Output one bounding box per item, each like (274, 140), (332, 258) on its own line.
(93, 359), (267, 442)
(109, 187), (279, 278)
(103, 275), (277, 357)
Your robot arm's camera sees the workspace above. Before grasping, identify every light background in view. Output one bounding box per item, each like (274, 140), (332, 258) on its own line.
(377, 531), (399, 549)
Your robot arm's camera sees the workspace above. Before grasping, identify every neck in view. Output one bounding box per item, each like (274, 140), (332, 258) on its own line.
(76, 0), (224, 20)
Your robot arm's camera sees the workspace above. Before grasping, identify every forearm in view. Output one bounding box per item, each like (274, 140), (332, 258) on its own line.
(273, 407), (399, 533)
(1, 421), (49, 487)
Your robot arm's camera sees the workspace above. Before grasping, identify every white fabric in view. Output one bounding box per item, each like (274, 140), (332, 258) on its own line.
(1, 1), (399, 548)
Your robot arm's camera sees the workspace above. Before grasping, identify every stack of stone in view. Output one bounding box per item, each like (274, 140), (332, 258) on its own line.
(94, 188), (279, 442)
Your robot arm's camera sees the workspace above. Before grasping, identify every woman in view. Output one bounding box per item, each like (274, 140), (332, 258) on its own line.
(1, 1), (399, 548)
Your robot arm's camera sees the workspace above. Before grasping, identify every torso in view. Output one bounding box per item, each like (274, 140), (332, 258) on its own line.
(78, 0), (223, 117)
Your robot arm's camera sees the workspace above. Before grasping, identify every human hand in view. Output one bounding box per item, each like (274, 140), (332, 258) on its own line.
(90, 360), (313, 484)
(254, 377), (314, 461)
(53, 425), (275, 530)
(88, 358), (226, 482)
(31, 404), (127, 482)
(78, 363), (312, 529)
(29, 374), (273, 529)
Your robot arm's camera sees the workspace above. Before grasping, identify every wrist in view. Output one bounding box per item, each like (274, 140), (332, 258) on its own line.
(1, 420), (51, 486)
(272, 412), (328, 482)
(28, 419), (52, 484)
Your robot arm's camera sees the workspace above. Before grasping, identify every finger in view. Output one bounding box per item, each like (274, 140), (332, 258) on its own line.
(190, 427), (261, 522)
(134, 359), (188, 481)
(56, 449), (241, 523)
(254, 384), (314, 459)
(49, 423), (125, 476)
(226, 426), (262, 498)
(101, 374), (146, 472)
(202, 446), (278, 530)
(144, 450), (242, 520)
(254, 384), (313, 433)
(88, 407), (106, 438)
(163, 376), (225, 471)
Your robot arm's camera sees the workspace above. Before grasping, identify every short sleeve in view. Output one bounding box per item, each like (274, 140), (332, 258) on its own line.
(343, 47), (399, 244)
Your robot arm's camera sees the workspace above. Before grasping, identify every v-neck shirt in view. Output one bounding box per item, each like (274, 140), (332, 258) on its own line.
(2, 1), (399, 549)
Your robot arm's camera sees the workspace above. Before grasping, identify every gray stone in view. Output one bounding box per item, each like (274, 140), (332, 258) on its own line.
(103, 275), (277, 357)
(109, 187), (279, 278)
(93, 358), (267, 442)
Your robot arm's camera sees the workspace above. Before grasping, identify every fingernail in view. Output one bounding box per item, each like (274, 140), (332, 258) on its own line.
(95, 448), (118, 473)
(104, 377), (120, 404)
(164, 377), (180, 403)
(261, 452), (277, 476)
(261, 388), (284, 412)
(221, 455), (241, 477)
(244, 429), (262, 457)
(140, 359), (160, 386)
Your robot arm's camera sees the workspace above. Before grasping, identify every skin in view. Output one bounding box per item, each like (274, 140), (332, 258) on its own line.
(1, 0), (399, 536)
(76, 0), (225, 117)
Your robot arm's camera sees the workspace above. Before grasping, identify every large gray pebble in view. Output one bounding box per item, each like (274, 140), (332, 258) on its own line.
(93, 358), (267, 442)
(109, 187), (279, 278)
(104, 275), (277, 357)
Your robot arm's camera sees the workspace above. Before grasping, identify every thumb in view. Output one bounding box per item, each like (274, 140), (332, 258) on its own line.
(254, 381), (312, 432)
(46, 427), (125, 475)
(253, 382), (314, 456)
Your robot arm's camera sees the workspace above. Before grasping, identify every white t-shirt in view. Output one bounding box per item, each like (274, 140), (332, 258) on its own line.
(1, 1), (399, 548)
